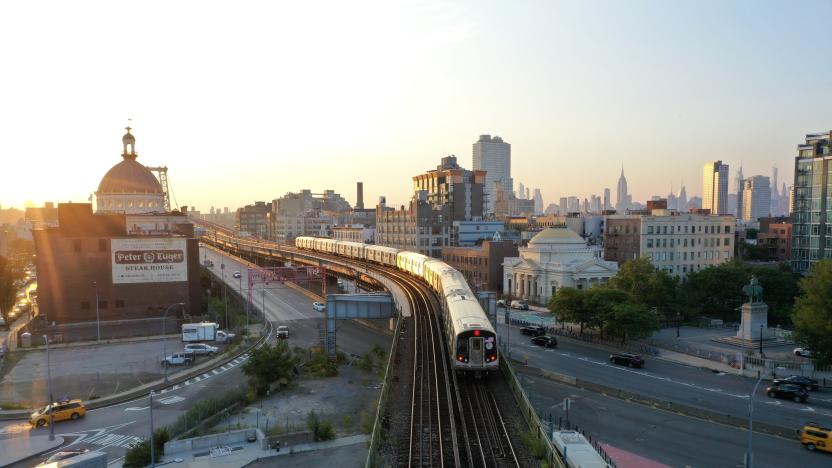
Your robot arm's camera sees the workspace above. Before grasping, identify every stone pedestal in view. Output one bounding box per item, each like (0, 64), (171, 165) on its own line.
(737, 302), (773, 341)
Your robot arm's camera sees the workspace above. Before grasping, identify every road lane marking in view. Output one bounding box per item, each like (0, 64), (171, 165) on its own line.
(158, 395), (185, 405)
(124, 406), (149, 412)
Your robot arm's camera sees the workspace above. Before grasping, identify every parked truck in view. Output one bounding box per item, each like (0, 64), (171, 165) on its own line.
(182, 322), (219, 342)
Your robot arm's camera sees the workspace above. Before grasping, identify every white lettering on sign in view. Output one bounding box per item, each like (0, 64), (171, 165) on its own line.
(111, 238), (188, 284)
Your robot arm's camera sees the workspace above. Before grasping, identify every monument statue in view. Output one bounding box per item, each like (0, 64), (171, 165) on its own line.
(742, 275), (763, 304)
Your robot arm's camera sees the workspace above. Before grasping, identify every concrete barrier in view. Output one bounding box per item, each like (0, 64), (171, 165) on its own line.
(165, 428), (263, 454)
(517, 363), (798, 440)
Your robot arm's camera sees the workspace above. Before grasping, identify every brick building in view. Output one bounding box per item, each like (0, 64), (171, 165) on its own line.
(34, 203), (202, 324)
(603, 216), (641, 264)
(758, 222), (792, 263)
(441, 239), (518, 292)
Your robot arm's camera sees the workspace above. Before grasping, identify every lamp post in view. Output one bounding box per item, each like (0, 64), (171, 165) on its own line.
(759, 324), (764, 357)
(221, 263), (228, 329)
(745, 373), (765, 468)
(676, 313), (682, 338)
(162, 302), (186, 384)
(43, 335), (54, 441)
(93, 281), (100, 343)
(149, 390), (156, 467)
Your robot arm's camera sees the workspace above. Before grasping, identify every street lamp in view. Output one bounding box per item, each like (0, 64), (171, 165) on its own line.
(676, 313), (682, 338)
(221, 263), (228, 329)
(93, 281), (100, 343)
(43, 335), (54, 441)
(745, 372), (765, 468)
(149, 390), (156, 467)
(162, 302), (186, 384)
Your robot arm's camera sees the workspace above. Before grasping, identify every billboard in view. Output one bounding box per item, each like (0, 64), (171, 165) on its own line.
(112, 238), (188, 284)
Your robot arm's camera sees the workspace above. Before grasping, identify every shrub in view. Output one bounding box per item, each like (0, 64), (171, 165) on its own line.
(357, 353), (374, 372)
(342, 414), (353, 430)
(519, 430), (546, 459)
(306, 410), (336, 441)
(360, 410), (374, 434)
(308, 350), (338, 377)
(168, 387), (248, 438)
(123, 440), (151, 467)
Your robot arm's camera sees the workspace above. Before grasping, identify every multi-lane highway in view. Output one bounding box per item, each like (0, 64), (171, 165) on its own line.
(498, 319), (832, 431)
(1, 248), (392, 467)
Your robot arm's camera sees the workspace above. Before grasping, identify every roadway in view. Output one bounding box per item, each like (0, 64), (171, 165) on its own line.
(518, 368), (827, 467)
(0, 248), (392, 467)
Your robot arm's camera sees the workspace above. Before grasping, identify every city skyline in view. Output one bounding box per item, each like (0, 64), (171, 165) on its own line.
(2, 1), (829, 211)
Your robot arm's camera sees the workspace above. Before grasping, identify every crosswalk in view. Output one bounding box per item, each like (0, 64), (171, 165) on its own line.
(152, 354), (249, 396)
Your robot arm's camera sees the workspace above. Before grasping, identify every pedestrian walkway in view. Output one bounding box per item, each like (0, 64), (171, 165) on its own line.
(0, 434), (64, 466)
(156, 434), (368, 468)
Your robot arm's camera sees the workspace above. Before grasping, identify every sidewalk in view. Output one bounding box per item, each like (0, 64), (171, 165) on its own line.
(0, 434), (64, 466)
(158, 434), (368, 468)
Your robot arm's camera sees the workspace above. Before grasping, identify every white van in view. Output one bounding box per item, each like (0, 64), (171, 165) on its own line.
(510, 300), (529, 310)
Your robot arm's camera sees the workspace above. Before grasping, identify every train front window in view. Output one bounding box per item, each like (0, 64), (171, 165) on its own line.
(457, 340), (468, 356)
(472, 339), (481, 351)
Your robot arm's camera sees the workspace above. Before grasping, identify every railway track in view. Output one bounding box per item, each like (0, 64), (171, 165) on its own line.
(196, 227), (524, 467)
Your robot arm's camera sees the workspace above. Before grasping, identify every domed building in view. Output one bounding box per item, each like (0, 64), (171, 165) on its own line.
(502, 227), (618, 304)
(95, 127), (166, 214)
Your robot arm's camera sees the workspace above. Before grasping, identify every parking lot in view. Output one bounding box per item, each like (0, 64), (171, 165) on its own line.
(0, 337), (215, 407)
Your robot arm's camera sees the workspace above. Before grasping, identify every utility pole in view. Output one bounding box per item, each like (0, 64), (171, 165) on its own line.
(149, 391), (156, 467)
(93, 281), (100, 343)
(44, 335), (54, 441)
(745, 374), (764, 468)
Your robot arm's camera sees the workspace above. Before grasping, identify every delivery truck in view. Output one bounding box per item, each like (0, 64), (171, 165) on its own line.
(182, 322), (219, 342)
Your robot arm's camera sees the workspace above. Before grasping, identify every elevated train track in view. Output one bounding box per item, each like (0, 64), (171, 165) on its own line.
(192, 219), (524, 468)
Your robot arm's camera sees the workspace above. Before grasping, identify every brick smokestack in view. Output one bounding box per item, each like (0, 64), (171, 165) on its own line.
(356, 182), (364, 210)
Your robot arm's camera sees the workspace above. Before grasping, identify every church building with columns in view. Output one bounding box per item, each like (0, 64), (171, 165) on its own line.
(503, 227), (619, 305)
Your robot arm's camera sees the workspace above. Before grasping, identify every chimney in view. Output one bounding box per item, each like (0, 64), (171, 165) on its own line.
(356, 182), (364, 210)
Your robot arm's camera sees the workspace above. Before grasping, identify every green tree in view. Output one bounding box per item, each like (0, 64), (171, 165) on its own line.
(792, 260), (832, 364)
(602, 301), (660, 344)
(750, 264), (800, 326)
(548, 287), (596, 334)
(681, 260), (750, 321)
(241, 341), (297, 395)
(123, 427), (169, 468)
(0, 256), (21, 327)
(606, 258), (678, 319)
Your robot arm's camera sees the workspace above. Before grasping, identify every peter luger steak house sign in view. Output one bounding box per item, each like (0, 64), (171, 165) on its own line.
(111, 238), (188, 284)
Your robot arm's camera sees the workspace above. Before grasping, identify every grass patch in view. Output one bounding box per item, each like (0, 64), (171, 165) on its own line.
(519, 429), (547, 460)
(0, 402), (27, 410)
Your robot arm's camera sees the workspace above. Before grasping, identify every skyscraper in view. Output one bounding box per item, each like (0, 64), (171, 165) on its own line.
(472, 135), (512, 214)
(741, 176), (771, 221)
(533, 188), (543, 214)
(703, 161), (730, 215)
(615, 167), (629, 213)
(525, 187), (530, 200)
(518, 182), (526, 200)
(792, 131), (832, 273)
(559, 197), (568, 215)
(678, 183), (687, 213)
(734, 164), (744, 217)
(603, 188), (611, 210)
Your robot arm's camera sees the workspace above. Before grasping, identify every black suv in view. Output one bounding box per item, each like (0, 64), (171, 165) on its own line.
(530, 335), (557, 348)
(772, 375), (820, 391)
(767, 384), (809, 403)
(609, 352), (645, 368)
(521, 326), (546, 337)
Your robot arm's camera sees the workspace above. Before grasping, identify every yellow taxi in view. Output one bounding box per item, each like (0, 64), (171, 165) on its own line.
(29, 399), (86, 427)
(799, 422), (832, 453)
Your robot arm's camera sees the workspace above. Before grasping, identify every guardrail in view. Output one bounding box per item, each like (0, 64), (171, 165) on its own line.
(499, 351), (566, 468)
(365, 313), (403, 468)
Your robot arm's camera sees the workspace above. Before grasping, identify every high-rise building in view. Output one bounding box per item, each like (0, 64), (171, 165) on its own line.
(792, 131), (832, 273)
(703, 161), (730, 215)
(518, 182), (526, 200)
(678, 184), (688, 213)
(377, 155), (485, 257)
(734, 164), (744, 217)
(615, 167), (630, 213)
(559, 197), (568, 215)
(603, 188), (611, 210)
(741, 176), (771, 221)
(567, 196), (579, 213)
(356, 182), (364, 210)
(472, 135), (512, 214)
(525, 187), (530, 200)
(533, 188), (543, 214)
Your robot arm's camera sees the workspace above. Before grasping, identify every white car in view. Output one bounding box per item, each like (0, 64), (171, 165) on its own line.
(312, 302), (326, 312)
(794, 347), (813, 358)
(233, 271), (242, 279)
(276, 326), (289, 339)
(185, 343), (219, 356)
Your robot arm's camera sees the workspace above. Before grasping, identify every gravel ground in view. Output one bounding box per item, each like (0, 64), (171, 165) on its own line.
(377, 316), (414, 466)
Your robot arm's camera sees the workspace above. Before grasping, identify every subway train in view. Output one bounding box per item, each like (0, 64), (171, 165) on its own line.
(295, 237), (498, 375)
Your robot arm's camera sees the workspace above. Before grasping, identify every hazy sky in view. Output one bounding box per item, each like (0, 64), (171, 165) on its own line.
(1, 0), (829, 211)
